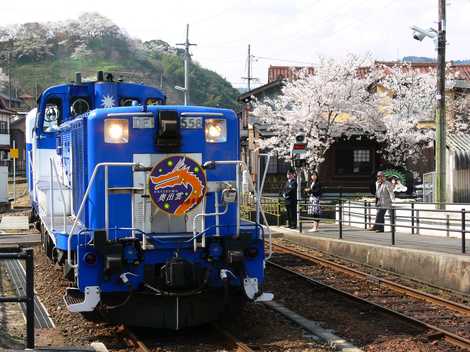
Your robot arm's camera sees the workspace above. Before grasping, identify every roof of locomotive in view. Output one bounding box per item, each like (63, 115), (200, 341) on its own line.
(87, 103), (237, 120)
(38, 80), (167, 106)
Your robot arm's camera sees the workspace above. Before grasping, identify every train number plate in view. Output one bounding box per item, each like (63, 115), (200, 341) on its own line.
(133, 116), (154, 129)
(181, 117), (202, 129)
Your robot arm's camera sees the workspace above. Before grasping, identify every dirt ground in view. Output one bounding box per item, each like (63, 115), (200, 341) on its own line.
(0, 265), (27, 349)
(8, 180), (29, 208)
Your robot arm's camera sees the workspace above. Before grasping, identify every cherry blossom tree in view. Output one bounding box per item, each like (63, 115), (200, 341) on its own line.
(448, 88), (470, 134)
(253, 58), (470, 173)
(370, 63), (436, 168)
(252, 55), (379, 169)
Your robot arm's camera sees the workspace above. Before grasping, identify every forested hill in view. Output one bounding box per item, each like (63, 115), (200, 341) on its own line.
(0, 13), (240, 109)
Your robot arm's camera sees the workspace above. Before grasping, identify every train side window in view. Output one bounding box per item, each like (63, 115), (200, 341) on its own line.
(44, 96), (62, 132)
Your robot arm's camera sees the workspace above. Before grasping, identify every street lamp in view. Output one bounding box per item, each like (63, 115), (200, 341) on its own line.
(410, 0), (446, 207)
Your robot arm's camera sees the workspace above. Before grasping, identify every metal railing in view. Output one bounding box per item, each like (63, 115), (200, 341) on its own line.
(0, 246), (34, 349)
(297, 199), (469, 254)
(67, 162), (136, 268)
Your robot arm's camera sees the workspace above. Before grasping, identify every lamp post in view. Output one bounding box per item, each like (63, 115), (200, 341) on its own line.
(411, 0), (446, 207)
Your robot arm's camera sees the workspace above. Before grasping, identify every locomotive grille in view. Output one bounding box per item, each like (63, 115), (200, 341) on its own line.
(71, 120), (88, 223)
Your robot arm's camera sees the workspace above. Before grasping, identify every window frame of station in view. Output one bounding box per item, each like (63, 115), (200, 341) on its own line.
(0, 113), (9, 135)
(334, 146), (373, 176)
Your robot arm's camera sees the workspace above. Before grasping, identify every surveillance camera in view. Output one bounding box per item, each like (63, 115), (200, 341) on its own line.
(413, 31), (426, 41)
(295, 134), (305, 143)
(410, 25), (437, 41)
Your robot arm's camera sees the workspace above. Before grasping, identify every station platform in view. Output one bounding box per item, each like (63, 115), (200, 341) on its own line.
(269, 224), (470, 294)
(0, 233), (40, 245)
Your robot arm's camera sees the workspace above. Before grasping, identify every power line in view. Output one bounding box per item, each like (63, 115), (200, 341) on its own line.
(254, 56), (315, 66)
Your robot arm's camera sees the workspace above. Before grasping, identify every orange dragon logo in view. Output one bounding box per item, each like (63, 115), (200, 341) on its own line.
(149, 156), (207, 216)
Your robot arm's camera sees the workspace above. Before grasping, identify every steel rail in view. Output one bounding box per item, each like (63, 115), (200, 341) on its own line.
(270, 244), (470, 350)
(212, 324), (256, 352)
(116, 325), (150, 352)
(272, 242), (470, 316)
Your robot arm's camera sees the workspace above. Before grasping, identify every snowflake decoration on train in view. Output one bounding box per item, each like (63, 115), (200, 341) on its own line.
(101, 94), (116, 108)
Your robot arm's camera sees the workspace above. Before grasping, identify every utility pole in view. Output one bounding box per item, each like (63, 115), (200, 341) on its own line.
(176, 24), (196, 105)
(7, 51), (12, 109)
(248, 45), (252, 91)
(242, 44), (256, 91)
(435, 0), (446, 207)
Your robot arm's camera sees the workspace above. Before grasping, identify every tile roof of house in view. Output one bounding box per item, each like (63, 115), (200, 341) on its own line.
(447, 134), (470, 151)
(0, 96), (15, 114)
(367, 61), (470, 80)
(0, 93), (22, 103)
(237, 79), (284, 102)
(448, 134), (470, 169)
(268, 66), (315, 83)
(239, 61), (470, 108)
(266, 62), (470, 82)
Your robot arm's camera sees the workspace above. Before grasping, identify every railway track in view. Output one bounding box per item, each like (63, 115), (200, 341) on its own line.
(117, 323), (256, 352)
(270, 242), (470, 351)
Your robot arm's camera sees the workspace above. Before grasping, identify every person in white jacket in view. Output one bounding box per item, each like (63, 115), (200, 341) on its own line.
(368, 171), (395, 233)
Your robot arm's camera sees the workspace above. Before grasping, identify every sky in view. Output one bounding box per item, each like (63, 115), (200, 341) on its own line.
(2, 0), (470, 89)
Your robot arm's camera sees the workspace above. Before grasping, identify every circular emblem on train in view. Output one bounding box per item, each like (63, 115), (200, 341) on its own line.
(149, 156), (207, 216)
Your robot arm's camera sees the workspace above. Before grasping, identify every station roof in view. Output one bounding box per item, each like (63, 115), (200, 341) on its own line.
(448, 134), (470, 169)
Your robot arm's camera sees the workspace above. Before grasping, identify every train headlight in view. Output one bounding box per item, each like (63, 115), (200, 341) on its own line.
(104, 119), (129, 143)
(205, 119), (227, 143)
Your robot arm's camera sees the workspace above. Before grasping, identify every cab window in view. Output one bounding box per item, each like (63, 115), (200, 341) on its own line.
(146, 98), (162, 106)
(120, 98), (141, 106)
(44, 96), (62, 132)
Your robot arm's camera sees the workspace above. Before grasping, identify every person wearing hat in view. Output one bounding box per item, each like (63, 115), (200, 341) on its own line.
(368, 171), (395, 232)
(282, 169), (298, 229)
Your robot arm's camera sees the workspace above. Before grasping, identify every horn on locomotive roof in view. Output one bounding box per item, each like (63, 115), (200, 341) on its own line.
(75, 72), (82, 84)
(97, 71), (104, 82)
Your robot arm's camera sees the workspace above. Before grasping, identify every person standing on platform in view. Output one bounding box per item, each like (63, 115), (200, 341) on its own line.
(368, 171), (395, 233)
(282, 169), (298, 229)
(305, 171), (322, 232)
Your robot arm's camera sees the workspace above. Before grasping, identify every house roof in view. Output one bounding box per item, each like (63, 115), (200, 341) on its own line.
(447, 134), (470, 169)
(0, 97), (15, 115)
(268, 66), (315, 83)
(237, 79), (284, 102)
(0, 93), (22, 104)
(242, 61), (470, 104)
(253, 123), (277, 138)
(369, 61), (470, 80)
(447, 134), (470, 152)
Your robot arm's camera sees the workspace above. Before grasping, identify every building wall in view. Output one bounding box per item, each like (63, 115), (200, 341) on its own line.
(318, 139), (379, 192)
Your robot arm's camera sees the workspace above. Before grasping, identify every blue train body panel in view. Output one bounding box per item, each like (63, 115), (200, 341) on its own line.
(26, 72), (270, 329)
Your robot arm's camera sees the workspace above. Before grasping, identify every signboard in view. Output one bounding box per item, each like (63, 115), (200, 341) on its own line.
(9, 148), (18, 159)
(148, 156), (207, 216)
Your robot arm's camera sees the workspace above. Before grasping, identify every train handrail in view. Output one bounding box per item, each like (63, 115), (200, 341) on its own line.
(67, 162), (136, 268)
(192, 202), (229, 251)
(67, 160), (273, 267)
(204, 160), (273, 259)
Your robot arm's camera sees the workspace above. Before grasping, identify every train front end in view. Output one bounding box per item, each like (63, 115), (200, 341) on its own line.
(62, 101), (271, 329)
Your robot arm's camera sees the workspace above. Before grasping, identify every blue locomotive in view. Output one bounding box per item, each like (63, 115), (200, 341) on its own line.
(26, 72), (272, 329)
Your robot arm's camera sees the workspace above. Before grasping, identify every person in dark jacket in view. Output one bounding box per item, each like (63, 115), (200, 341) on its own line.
(305, 171), (322, 232)
(282, 169), (297, 229)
